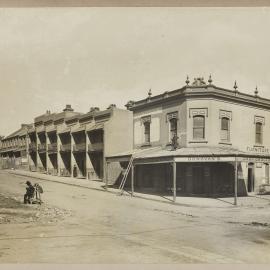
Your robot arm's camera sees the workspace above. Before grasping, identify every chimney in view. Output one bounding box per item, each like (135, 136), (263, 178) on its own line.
(107, 104), (116, 110)
(90, 107), (100, 113)
(63, 104), (74, 112)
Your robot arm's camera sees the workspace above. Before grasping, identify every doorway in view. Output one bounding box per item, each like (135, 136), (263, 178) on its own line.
(193, 166), (204, 194)
(248, 163), (254, 192)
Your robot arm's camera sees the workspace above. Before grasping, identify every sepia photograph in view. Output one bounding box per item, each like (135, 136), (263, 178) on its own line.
(0, 0), (270, 266)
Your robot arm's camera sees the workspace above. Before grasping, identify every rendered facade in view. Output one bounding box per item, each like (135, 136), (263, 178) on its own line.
(106, 77), (270, 199)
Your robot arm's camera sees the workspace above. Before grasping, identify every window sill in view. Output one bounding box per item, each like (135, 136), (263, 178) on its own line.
(219, 142), (232, 145)
(141, 143), (152, 148)
(188, 140), (208, 144)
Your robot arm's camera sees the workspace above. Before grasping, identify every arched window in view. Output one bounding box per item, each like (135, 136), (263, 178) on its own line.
(255, 122), (263, 144)
(221, 117), (230, 141)
(193, 115), (205, 139)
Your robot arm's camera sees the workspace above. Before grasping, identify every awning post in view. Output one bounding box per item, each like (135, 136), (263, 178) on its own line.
(105, 161), (108, 190)
(131, 164), (134, 196)
(234, 157), (238, 206)
(173, 160), (176, 203)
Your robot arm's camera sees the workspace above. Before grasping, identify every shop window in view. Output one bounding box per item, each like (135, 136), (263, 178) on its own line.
(193, 115), (205, 139)
(221, 117), (230, 141)
(255, 122), (263, 144)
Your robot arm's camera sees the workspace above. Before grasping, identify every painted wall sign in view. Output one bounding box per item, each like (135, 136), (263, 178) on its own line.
(238, 157), (270, 163)
(246, 146), (269, 153)
(174, 156), (234, 162)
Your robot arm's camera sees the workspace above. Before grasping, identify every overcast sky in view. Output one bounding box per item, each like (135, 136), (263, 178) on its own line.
(1, 7), (270, 136)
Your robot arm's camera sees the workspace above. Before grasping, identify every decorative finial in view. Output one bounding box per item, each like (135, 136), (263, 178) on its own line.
(148, 88), (152, 98)
(255, 86), (258, 97)
(185, 75), (190, 86)
(234, 80), (238, 92)
(208, 74), (213, 85)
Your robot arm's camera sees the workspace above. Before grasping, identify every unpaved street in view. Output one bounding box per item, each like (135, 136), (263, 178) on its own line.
(0, 170), (270, 263)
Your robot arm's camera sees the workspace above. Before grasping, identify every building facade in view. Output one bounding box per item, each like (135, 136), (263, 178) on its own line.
(0, 104), (133, 181)
(2, 77), (270, 200)
(0, 124), (32, 170)
(106, 77), (270, 199)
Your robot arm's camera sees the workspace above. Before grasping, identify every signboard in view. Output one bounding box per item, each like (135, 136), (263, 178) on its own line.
(238, 157), (270, 163)
(174, 156), (234, 162)
(246, 146), (269, 154)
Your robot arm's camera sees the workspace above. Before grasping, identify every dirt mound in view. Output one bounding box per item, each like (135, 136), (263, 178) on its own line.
(0, 193), (72, 225)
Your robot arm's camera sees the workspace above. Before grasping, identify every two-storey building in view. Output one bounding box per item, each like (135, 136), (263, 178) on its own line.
(106, 77), (270, 200)
(1, 104), (133, 183)
(0, 124), (32, 170)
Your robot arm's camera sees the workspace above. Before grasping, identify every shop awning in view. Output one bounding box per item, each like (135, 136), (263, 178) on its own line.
(106, 146), (270, 164)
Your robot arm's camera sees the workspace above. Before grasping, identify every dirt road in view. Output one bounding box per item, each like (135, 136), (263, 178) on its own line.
(0, 170), (270, 263)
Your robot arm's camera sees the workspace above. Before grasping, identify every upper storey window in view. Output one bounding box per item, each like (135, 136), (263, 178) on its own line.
(193, 115), (205, 140)
(170, 118), (177, 140)
(255, 122), (263, 144)
(144, 122), (150, 143)
(219, 110), (232, 143)
(167, 112), (178, 142)
(189, 108), (208, 141)
(254, 116), (265, 145)
(141, 116), (151, 144)
(221, 117), (230, 142)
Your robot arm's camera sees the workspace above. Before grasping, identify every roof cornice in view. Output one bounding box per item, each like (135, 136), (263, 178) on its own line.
(126, 85), (270, 111)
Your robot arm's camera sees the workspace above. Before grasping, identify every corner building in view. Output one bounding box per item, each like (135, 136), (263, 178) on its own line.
(106, 77), (270, 197)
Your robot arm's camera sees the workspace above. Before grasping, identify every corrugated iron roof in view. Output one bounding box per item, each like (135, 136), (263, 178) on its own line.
(4, 127), (27, 140)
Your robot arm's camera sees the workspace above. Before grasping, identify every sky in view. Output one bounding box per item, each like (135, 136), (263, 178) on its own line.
(1, 7), (270, 136)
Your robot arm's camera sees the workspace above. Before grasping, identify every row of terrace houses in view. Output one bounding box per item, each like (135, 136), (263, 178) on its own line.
(1, 76), (270, 201)
(0, 104), (132, 181)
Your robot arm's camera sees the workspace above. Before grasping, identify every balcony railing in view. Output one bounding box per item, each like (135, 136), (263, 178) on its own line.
(38, 143), (46, 152)
(60, 168), (71, 177)
(48, 143), (57, 153)
(88, 142), (104, 152)
(60, 144), (71, 152)
(29, 142), (37, 151)
(18, 144), (26, 150)
(48, 168), (58, 176)
(73, 143), (86, 152)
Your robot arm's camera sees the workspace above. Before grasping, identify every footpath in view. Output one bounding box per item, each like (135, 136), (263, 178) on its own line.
(5, 169), (270, 209)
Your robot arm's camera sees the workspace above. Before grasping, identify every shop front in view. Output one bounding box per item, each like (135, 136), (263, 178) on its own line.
(106, 146), (270, 205)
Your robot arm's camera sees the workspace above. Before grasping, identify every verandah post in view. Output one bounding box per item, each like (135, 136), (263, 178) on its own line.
(105, 161), (108, 190)
(131, 164), (134, 196)
(234, 156), (238, 206)
(173, 160), (176, 203)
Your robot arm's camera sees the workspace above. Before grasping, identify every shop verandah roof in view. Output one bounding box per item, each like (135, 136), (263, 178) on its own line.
(106, 146), (270, 164)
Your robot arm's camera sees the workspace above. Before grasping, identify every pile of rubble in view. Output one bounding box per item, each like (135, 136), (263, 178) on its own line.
(0, 193), (72, 225)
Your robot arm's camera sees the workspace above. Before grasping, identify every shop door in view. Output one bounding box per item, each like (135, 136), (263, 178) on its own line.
(248, 163), (254, 192)
(193, 166), (204, 194)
